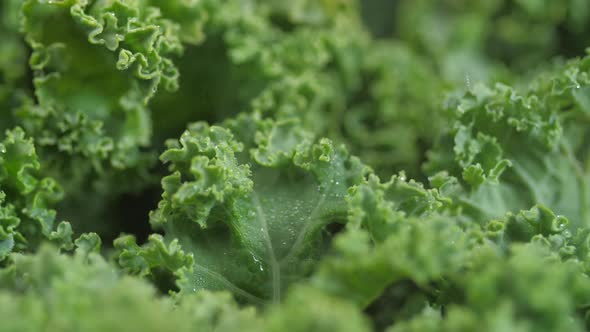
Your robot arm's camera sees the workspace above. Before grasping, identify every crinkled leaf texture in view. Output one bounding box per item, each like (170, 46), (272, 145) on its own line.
(0, 240), (374, 332)
(18, 0), (182, 186)
(0, 127), (72, 261)
(16, 0), (191, 236)
(0, 242), (263, 332)
(426, 56), (590, 229)
(387, 242), (590, 332)
(23, 0), (181, 106)
(4, 1), (590, 332)
(117, 115), (368, 303)
(298, 171), (590, 331)
(309, 173), (466, 308)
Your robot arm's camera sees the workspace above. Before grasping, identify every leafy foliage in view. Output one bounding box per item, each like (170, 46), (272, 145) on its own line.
(2, 0), (590, 331)
(117, 115), (368, 302)
(0, 127), (71, 261)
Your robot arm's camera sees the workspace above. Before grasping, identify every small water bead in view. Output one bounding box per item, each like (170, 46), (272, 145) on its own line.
(465, 73), (472, 90)
(555, 215), (568, 230)
(252, 255), (264, 271)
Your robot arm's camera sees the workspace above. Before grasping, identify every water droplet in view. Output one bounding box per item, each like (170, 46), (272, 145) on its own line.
(576, 84), (581, 89)
(335, 181), (340, 185)
(0, 146), (5, 153)
(252, 255), (264, 271)
(465, 73), (472, 90)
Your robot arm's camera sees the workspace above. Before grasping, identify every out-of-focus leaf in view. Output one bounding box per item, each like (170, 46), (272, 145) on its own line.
(0, 127), (71, 260)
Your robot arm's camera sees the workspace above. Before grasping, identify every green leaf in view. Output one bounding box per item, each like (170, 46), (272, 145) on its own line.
(310, 215), (469, 308)
(0, 127), (71, 259)
(426, 62), (590, 229)
(0, 245), (259, 332)
(347, 173), (450, 242)
(137, 116), (368, 303)
(18, 0), (179, 197)
(264, 285), (371, 332)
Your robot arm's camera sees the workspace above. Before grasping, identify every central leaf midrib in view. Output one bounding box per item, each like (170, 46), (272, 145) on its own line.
(250, 180), (334, 302)
(174, 227), (265, 305)
(251, 192), (281, 303)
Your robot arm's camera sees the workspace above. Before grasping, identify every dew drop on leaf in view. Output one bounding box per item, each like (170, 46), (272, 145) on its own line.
(252, 255), (264, 271)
